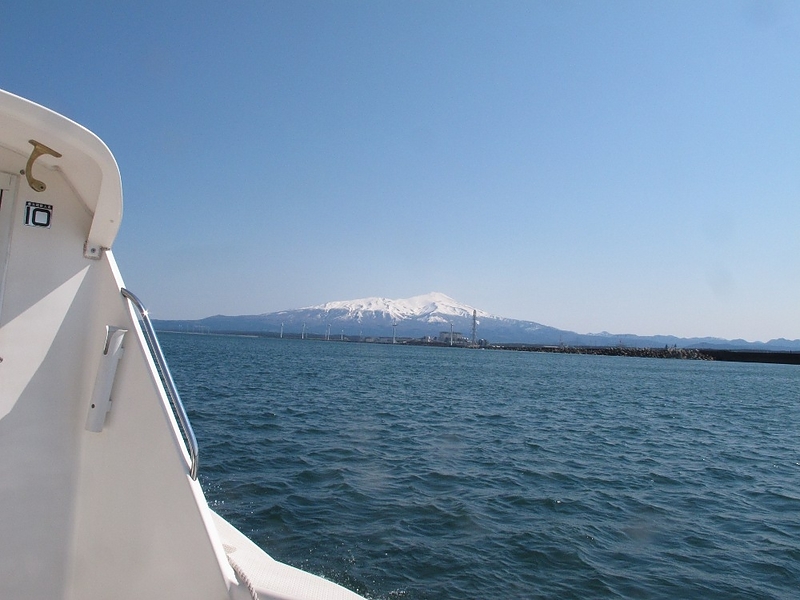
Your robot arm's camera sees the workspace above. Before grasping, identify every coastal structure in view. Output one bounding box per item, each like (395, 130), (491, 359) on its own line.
(438, 330), (465, 345)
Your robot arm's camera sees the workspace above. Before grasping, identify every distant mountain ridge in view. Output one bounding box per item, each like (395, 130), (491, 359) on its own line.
(308, 292), (494, 323)
(152, 291), (800, 351)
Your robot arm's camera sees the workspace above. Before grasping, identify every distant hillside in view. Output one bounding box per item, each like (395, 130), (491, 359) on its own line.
(152, 291), (800, 351)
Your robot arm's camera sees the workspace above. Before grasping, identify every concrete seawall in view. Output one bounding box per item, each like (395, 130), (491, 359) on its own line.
(492, 345), (800, 364)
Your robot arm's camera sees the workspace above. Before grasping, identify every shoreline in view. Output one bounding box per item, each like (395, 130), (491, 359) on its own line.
(157, 329), (800, 365)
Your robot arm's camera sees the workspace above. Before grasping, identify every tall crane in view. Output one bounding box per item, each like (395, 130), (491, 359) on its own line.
(472, 309), (477, 347)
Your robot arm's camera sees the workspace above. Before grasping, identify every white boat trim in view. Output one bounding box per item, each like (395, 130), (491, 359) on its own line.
(0, 90), (122, 256)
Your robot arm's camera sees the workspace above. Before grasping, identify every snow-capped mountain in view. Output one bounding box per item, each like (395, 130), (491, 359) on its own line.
(154, 291), (556, 342)
(265, 292), (523, 340)
(151, 292), (800, 350)
(302, 292), (494, 325)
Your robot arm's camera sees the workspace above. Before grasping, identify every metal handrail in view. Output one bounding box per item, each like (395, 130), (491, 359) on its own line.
(121, 288), (199, 480)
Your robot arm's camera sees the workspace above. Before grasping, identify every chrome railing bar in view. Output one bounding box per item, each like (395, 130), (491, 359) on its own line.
(121, 288), (199, 480)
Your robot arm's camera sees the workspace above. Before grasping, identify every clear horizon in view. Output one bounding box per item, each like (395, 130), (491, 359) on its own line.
(4, 1), (800, 342)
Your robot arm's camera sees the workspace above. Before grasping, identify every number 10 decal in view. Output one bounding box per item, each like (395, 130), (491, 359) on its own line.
(24, 201), (52, 228)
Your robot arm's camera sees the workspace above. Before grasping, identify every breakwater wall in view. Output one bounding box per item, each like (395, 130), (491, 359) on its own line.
(492, 345), (800, 364)
(696, 349), (800, 365)
(493, 345), (712, 360)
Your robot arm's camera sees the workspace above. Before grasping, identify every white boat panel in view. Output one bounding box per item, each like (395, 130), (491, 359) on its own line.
(0, 140), (102, 597)
(66, 255), (234, 600)
(0, 88), (368, 600)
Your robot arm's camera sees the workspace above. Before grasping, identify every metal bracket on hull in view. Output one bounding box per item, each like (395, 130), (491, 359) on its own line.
(23, 139), (62, 192)
(83, 240), (104, 260)
(86, 326), (127, 432)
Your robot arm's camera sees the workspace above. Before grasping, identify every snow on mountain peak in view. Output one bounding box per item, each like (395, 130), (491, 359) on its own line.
(305, 292), (495, 323)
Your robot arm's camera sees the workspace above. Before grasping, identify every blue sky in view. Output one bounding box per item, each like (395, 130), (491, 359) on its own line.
(4, 1), (800, 341)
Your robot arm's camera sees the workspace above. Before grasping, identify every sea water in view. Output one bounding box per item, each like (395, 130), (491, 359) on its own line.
(159, 333), (800, 599)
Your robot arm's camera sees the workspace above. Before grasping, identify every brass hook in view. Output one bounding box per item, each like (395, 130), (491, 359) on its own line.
(24, 140), (62, 192)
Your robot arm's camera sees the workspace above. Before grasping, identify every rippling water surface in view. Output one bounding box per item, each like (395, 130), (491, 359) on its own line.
(160, 333), (800, 599)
